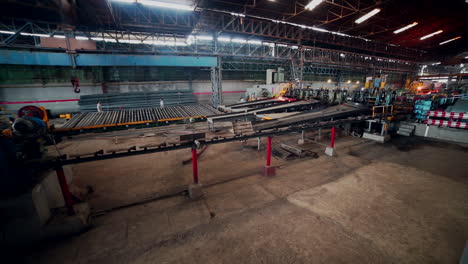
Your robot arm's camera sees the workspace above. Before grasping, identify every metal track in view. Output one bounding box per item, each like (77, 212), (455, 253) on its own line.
(58, 105), (220, 131)
(43, 116), (369, 168)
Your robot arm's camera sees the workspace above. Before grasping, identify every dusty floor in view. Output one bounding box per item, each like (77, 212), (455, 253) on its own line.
(24, 133), (468, 263)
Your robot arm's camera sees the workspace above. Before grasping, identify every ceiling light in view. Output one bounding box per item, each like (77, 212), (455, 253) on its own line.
(232, 38), (247, 43)
(110, 0), (195, 11)
(327, 79), (332, 83)
(439, 36), (461, 45)
(356, 81), (360, 84)
(196, 35), (213, 41)
(75, 36), (89, 40)
(394, 22), (418, 34)
(217, 37), (231, 42)
(347, 80), (351, 84)
(0, 30), (14, 34)
(420, 30), (443, 40)
(139, 0), (194, 11)
(355, 8), (381, 24)
(247, 40), (262, 45)
(230, 12), (245, 17)
(53, 35), (66, 39)
(20, 32), (51, 37)
(305, 0), (324, 11)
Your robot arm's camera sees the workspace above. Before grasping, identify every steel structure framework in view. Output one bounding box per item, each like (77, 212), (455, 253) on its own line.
(0, 19), (422, 75)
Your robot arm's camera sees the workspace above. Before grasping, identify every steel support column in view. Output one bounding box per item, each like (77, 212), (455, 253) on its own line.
(191, 148), (199, 184)
(55, 166), (75, 215)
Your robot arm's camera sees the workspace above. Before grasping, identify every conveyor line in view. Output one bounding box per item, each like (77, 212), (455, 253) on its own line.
(55, 104), (220, 131)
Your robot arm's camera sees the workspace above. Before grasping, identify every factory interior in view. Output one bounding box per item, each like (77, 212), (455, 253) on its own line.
(1, 0), (468, 263)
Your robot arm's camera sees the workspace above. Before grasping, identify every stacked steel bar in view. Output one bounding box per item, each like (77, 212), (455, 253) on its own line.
(60, 104), (220, 130)
(79, 91), (197, 111)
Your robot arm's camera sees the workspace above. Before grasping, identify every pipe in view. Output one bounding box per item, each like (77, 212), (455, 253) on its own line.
(192, 147), (199, 184)
(330, 127), (336, 148)
(55, 166), (75, 215)
(266, 136), (272, 166)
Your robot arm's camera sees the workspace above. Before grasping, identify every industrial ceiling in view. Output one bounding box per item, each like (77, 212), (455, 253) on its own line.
(0, 0), (467, 61)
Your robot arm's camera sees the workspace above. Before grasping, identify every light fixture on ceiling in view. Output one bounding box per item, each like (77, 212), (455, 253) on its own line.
(305, 0), (324, 11)
(355, 8), (381, 24)
(356, 81), (360, 84)
(327, 79), (332, 83)
(347, 80), (351, 84)
(420, 30), (443, 40)
(110, 0), (195, 11)
(393, 22), (418, 34)
(439, 36), (461, 45)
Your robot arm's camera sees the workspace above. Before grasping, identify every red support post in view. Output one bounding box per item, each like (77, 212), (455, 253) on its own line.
(55, 166), (75, 215)
(192, 148), (199, 184)
(266, 136), (272, 166)
(330, 127), (336, 148)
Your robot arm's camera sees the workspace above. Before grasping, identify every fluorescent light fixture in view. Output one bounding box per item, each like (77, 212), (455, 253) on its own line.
(0, 30), (14, 34)
(356, 81), (360, 84)
(75, 36), (89, 40)
(20, 32), (51, 37)
(140, 0), (194, 11)
(355, 8), (381, 24)
(439, 36), (461, 45)
(327, 79), (332, 83)
(232, 38), (247, 43)
(347, 80), (351, 84)
(247, 40), (262, 45)
(217, 37), (231, 42)
(142, 39), (187, 46)
(53, 35), (66, 39)
(196, 35), (213, 41)
(431, 62), (441, 65)
(119, 39), (142, 44)
(311, 27), (328, 33)
(111, 0), (194, 11)
(230, 12), (246, 17)
(393, 22), (418, 34)
(420, 30), (443, 40)
(91, 37), (117, 43)
(305, 0), (324, 10)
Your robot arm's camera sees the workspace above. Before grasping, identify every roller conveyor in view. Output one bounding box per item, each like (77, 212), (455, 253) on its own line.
(56, 104), (221, 131)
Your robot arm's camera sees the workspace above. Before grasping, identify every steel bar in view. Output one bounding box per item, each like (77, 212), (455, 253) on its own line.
(58, 105), (221, 131)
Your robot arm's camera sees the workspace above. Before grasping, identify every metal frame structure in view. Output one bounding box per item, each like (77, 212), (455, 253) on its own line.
(0, 20), (422, 74)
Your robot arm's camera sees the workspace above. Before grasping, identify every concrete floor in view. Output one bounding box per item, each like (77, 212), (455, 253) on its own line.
(24, 134), (468, 263)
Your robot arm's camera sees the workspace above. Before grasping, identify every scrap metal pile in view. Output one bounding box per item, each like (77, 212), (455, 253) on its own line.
(56, 105), (220, 131)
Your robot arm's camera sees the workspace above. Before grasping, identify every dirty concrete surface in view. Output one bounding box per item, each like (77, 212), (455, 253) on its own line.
(23, 133), (468, 263)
